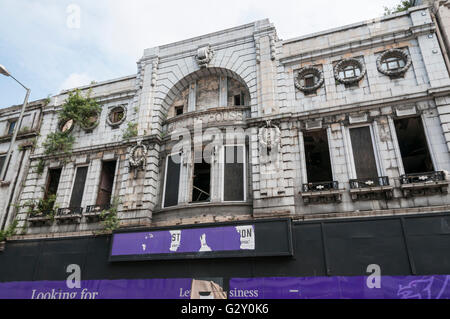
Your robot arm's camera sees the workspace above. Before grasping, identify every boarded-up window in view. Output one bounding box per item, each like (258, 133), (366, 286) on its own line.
(394, 117), (434, 174)
(164, 155), (181, 208)
(223, 145), (245, 201)
(96, 161), (117, 207)
(45, 168), (62, 200)
(0, 156), (5, 175)
(304, 130), (333, 183)
(349, 126), (378, 179)
(69, 166), (88, 208)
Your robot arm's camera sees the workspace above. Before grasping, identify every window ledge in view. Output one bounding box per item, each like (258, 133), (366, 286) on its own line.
(300, 189), (344, 205)
(28, 216), (53, 227)
(0, 181), (11, 188)
(54, 214), (82, 225)
(155, 201), (252, 214)
(349, 186), (394, 201)
(400, 181), (449, 198)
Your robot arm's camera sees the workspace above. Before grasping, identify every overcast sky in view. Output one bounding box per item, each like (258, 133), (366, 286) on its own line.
(0, 0), (402, 108)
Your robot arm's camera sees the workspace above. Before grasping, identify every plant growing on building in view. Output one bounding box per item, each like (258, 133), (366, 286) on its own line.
(59, 89), (102, 129)
(0, 219), (18, 242)
(42, 131), (75, 156)
(25, 194), (59, 220)
(100, 197), (120, 232)
(35, 159), (45, 176)
(122, 122), (138, 140)
(384, 1), (413, 15)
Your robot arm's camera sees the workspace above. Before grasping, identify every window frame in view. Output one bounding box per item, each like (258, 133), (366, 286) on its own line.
(162, 152), (184, 209)
(68, 165), (90, 209)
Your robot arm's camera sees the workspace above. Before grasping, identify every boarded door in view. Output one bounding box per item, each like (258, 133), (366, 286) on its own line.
(223, 146), (245, 201)
(96, 161), (117, 207)
(69, 166), (88, 208)
(164, 155), (181, 208)
(349, 126), (378, 179)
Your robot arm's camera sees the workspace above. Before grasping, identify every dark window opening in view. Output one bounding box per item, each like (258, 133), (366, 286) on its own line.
(164, 154), (181, 208)
(192, 158), (211, 203)
(69, 166), (88, 208)
(224, 146), (245, 201)
(175, 105), (184, 116)
(44, 168), (62, 211)
(304, 74), (316, 88)
(304, 130), (333, 183)
(96, 161), (117, 207)
(394, 117), (434, 174)
(7, 120), (16, 135)
(234, 95), (241, 106)
(349, 126), (378, 179)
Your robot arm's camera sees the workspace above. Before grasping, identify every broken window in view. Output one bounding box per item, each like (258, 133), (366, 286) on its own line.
(69, 166), (88, 208)
(192, 150), (211, 203)
(45, 168), (62, 200)
(96, 161), (117, 207)
(233, 92), (245, 106)
(303, 130), (333, 183)
(394, 116), (434, 174)
(381, 56), (406, 72)
(109, 107), (125, 124)
(163, 154), (181, 208)
(7, 120), (16, 135)
(349, 126), (379, 179)
(223, 145), (245, 202)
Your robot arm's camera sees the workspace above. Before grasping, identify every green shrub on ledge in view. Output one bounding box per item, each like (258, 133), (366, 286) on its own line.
(59, 89), (101, 129)
(42, 131), (75, 156)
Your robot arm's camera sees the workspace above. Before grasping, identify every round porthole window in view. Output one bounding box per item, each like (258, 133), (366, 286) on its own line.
(377, 49), (411, 78)
(334, 58), (366, 85)
(107, 106), (127, 127)
(59, 118), (74, 134)
(295, 66), (324, 94)
(80, 111), (100, 131)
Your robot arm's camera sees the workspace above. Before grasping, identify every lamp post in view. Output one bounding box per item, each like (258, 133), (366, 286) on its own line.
(0, 64), (31, 181)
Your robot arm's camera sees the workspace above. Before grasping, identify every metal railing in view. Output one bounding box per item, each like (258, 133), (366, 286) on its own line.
(302, 181), (339, 192)
(400, 171), (446, 185)
(350, 176), (390, 189)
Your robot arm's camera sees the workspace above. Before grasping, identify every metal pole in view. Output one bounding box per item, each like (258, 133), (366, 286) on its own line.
(0, 83), (30, 181)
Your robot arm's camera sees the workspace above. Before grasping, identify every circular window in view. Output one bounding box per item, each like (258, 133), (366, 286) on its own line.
(377, 49), (411, 78)
(295, 66), (324, 94)
(334, 58), (366, 85)
(59, 119), (74, 133)
(80, 111), (100, 131)
(107, 106), (127, 127)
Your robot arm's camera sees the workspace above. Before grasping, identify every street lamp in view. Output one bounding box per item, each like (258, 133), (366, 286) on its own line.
(0, 64), (31, 181)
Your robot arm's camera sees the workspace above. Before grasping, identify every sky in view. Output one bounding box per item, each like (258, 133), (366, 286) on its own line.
(0, 0), (403, 108)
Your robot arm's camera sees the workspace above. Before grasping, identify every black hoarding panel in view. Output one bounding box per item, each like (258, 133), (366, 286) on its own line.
(404, 215), (450, 275)
(323, 219), (412, 276)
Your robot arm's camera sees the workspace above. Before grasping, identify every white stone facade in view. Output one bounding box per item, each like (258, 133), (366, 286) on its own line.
(2, 5), (450, 239)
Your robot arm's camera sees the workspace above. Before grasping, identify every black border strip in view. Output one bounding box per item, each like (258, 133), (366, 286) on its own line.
(108, 218), (293, 262)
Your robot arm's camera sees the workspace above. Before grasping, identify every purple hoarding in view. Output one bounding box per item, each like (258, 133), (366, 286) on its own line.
(110, 225), (255, 257)
(0, 275), (449, 299)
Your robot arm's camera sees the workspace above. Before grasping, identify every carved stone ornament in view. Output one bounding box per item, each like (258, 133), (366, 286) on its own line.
(294, 66), (324, 93)
(195, 45), (214, 68)
(129, 141), (147, 169)
(258, 121), (281, 151)
(334, 58), (366, 85)
(376, 49), (412, 78)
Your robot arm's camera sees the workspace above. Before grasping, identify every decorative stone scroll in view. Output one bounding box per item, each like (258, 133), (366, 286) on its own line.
(129, 140), (147, 171)
(195, 45), (214, 68)
(258, 121), (281, 152)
